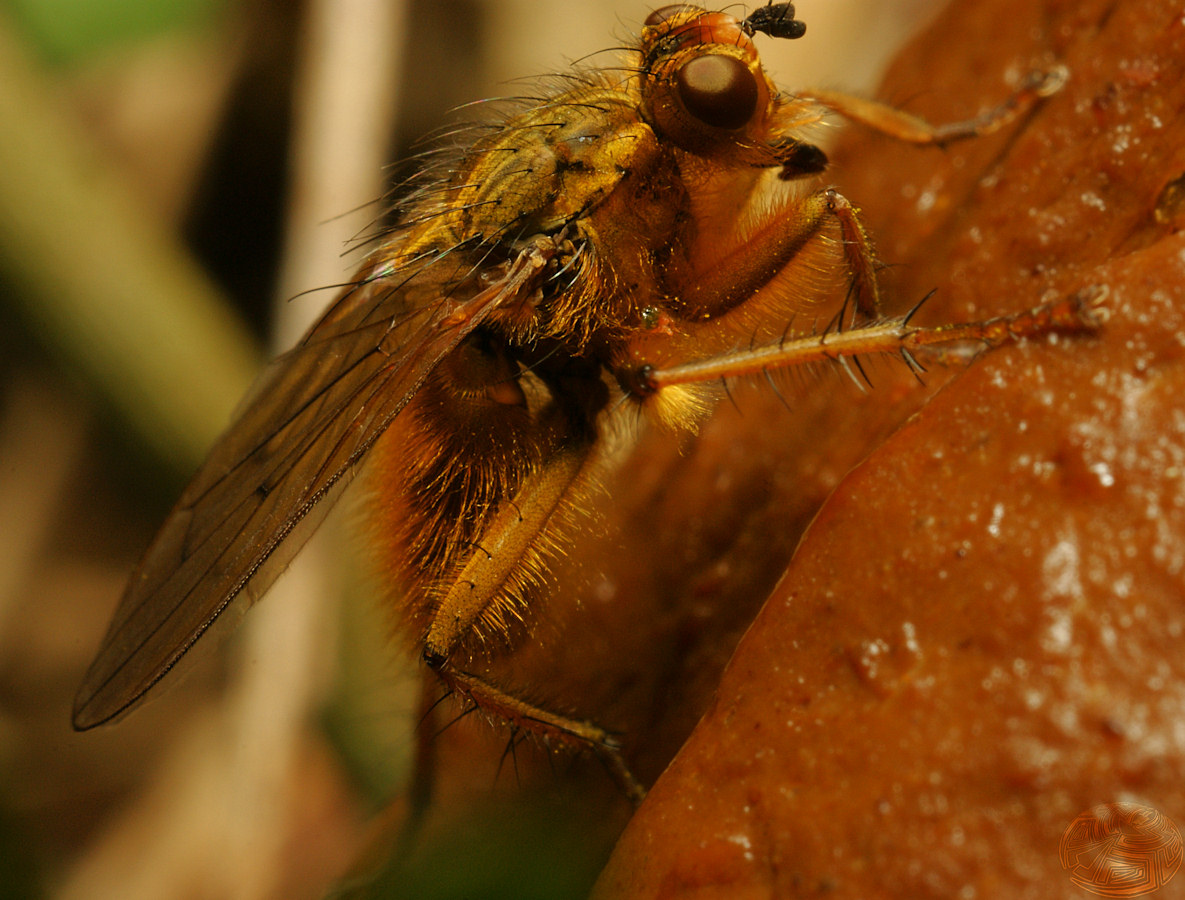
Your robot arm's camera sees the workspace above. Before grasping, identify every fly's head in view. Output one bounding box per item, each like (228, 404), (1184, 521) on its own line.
(637, 4), (809, 168)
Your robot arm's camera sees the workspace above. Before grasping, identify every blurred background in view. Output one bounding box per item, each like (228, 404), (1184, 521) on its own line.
(0, 0), (946, 897)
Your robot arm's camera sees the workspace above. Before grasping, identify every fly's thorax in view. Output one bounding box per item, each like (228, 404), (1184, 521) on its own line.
(444, 85), (663, 241)
(460, 141), (688, 357)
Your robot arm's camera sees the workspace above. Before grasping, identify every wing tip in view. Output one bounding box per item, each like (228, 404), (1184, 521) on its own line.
(71, 693), (111, 732)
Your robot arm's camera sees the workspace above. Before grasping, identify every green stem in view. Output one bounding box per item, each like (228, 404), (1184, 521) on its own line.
(0, 15), (260, 474)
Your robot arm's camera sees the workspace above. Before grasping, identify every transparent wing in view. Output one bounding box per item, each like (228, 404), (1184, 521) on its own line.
(73, 244), (551, 729)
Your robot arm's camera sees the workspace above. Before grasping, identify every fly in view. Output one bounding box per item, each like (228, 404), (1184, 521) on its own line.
(73, 3), (1102, 803)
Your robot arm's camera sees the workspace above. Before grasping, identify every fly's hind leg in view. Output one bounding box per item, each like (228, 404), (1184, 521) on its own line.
(428, 663), (644, 803)
(418, 441), (646, 804)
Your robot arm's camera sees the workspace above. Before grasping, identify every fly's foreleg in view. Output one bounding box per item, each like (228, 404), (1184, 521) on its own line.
(826, 189), (881, 320)
(803, 65), (1068, 147)
(677, 187), (882, 321)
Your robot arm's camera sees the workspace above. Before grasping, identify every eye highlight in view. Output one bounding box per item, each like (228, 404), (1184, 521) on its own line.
(675, 54), (759, 130)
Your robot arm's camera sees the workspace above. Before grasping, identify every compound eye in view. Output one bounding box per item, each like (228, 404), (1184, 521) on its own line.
(645, 5), (694, 27)
(675, 54), (758, 130)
